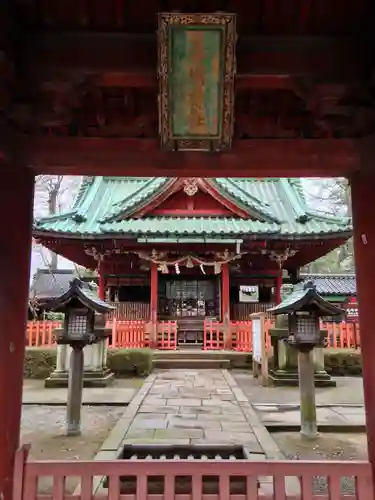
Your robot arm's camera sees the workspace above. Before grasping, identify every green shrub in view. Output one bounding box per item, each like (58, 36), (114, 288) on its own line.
(24, 347), (57, 379)
(107, 348), (153, 377)
(324, 348), (362, 376)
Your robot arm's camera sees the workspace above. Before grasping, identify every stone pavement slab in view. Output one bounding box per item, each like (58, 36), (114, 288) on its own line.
(234, 372), (364, 406)
(92, 370), (299, 497)
(121, 369), (279, 457)
(253, 403), (366, 430)
(22, 379), (138, 405)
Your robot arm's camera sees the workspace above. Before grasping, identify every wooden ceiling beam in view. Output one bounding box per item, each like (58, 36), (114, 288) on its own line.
(24, 32), (366, 81)
(24, 137), (359, 177)
(95, 72), (298, 89)
(50, 71), (324, 90)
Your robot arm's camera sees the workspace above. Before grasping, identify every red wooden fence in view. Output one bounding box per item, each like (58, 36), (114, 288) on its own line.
(14, 444), (373, 500)
(231, 321), (252, 351)
(27, 321), (61, 347)
(26, 319), (361, 350)
(157, 320), (177, 350)
(203, 320), (225, 350)
(108, 319), (148, 348)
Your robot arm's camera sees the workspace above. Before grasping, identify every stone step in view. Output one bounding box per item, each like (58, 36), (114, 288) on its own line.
(153, 358), (231, 369)
(154, 351), (232, 360)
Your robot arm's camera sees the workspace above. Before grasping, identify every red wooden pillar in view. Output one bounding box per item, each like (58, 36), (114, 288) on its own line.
(98, 261), (105, 300)
(351, 170), (375, 486)
(150, 263), (158, 348)
(275, 270), (282, 304)
(0, 169), (34, 500)
(221, 263), (231, 348)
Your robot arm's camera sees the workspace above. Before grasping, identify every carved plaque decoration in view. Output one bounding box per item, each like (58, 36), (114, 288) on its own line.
(158, 13), (237, 152)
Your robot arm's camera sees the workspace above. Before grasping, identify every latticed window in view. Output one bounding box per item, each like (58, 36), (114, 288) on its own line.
(159, 279), (218, 317)
(296, 316), (316, 336)
(68, 314), (88, 339)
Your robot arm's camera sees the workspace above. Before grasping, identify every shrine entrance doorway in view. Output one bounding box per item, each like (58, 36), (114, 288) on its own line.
(159, 276), (219, 346)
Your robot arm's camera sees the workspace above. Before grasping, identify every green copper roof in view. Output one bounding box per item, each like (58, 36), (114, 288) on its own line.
(34, 177), (352, 240)
(268, 282), (344, 317)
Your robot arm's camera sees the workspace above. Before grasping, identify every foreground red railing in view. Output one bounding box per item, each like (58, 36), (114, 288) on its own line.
(26, 319), (361, 350)
(108, 319), (148, 348)
(14, 445), (372, 500)
(26, 320), (62, 347)
(157, 320), (177, 350)
(203, 320), (225, 350)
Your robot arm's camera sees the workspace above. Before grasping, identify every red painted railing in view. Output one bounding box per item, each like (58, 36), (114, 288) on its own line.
(231, 321), (252, 351)
(324, 321), (360, 348)
(26, 320), (61, 347)
(108, 319), (148, 348)
(14, 444), (373, 499)
(203, 320), (225, 350)
(26, 319), (361, 350)
(157, 320), (177, 350)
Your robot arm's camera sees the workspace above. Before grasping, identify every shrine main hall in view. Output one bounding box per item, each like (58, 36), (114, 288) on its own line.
(1, 1), (375, 499)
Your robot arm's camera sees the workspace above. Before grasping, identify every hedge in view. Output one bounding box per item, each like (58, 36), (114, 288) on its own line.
(107, 348), (153, 377)
(23, 347), (362, 379)
(24, 347), (57, 379)
(24, 347), (153, 379)
(324, 348), (362, 376)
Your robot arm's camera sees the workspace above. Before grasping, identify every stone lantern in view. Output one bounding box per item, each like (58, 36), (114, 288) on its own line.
(268, 281), (343, 439)
(48, 278), (114, 436)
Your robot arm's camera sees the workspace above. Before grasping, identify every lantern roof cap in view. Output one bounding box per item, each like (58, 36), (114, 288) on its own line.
(48, 278), (114, 314)
(268, 281), (344, 317)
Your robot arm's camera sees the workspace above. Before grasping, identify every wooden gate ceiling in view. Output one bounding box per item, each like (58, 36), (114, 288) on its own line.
(2, 0), (375, 177)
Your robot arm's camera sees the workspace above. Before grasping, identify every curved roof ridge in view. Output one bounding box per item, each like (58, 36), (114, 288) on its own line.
(288, 179), (306, 204)
(212, 178), (279, 222)
(301, 272), (356, 278)
(100, 177), (170, 223)
(306, 210), (351, 225)
(279, 178), (308, 222)
(73, 176), (103, 221)
(72, 176), (95, 209)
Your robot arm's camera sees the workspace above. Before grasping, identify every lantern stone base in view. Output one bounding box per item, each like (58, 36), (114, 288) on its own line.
(268, 368), (335, 388)
(268, 339), (336, 388)
(45, 341), (115, 388)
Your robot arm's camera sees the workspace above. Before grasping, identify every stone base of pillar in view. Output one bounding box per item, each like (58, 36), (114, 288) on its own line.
(268, 337), (336, 387)
(45, 341), (114, 388)
(267, 368), (335, 387)
(45, 367), (114, 388)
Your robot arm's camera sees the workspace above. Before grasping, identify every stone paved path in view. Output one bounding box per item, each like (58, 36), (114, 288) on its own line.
(121, 370), (277, 457)
(96, 369), (300, 497)
(253, 403), (365, 429)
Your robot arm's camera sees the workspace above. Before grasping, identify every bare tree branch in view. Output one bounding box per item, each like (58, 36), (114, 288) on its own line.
(34, 175), (81, 269)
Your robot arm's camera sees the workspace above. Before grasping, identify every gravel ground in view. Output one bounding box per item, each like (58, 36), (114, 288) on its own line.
(272, 432), (368, 495)
(21, 405), (126, 493)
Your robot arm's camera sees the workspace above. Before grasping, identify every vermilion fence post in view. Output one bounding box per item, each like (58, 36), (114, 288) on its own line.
(26, 319), (362, 350)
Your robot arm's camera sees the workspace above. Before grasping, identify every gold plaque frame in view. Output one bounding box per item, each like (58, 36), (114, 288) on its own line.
(158, 12), (237, 152)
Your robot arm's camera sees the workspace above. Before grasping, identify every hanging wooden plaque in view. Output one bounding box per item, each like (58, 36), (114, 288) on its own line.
(158, 12), (236, 152)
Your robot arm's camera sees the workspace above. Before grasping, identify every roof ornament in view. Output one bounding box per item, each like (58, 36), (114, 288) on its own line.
(183, 178), (199, 196)
(84, 246), (105, 261)
(267, 247), (297, 268)
(136, 249), (244, 270)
